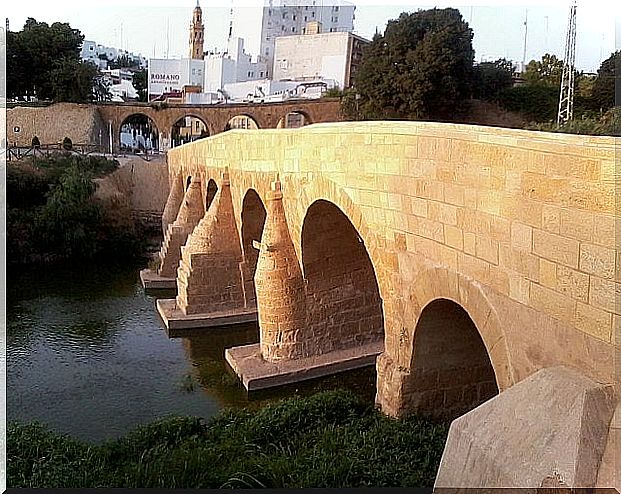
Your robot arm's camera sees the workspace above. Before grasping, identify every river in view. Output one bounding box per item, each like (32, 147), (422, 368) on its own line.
(7, 261), (376, 443)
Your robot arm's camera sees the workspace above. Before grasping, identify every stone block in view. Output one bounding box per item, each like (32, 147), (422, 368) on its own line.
(435, 366), (615, 489)
(580, 243), (616, 280)
(533, 229), (579, 268)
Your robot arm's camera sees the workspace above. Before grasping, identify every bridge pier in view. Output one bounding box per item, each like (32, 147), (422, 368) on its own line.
(226, 180), (382, 391)
(140, 175), (204, 290)
(157, 170), (258, 335)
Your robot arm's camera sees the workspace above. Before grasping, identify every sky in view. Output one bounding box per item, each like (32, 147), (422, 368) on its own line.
(3, 0), (619, 73)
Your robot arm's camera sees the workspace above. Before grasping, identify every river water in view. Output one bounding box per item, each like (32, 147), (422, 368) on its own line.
(7, 261), (376, 443)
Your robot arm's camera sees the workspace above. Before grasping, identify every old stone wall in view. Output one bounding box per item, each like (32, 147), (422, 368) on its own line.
(7, 103), (109, 147)
(166, 121), (617, 417)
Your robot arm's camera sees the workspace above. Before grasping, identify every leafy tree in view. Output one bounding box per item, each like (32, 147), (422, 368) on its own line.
(592, 51), (620, 112)
(352, 8), (474, 120)
(36, 166), (101, 258)
(7, 18), (109, 102)
(472, 58), (515, 102)
(132, 69), (148, 102)
(523, 53), (564, 87)
(109, 54), (139, 69)
(499, 84), (559, 122)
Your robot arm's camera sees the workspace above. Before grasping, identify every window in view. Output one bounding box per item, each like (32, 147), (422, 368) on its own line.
(335, 6), (339, 11)
(311, 11), (315, 17)
(293, 14), (296, 20)
(248, 71), (251, 77)
(304, 16), (307, 21)
(260, 71), (264, 77)
(292, 27), (295, 32)
(282, 12), (287, 19)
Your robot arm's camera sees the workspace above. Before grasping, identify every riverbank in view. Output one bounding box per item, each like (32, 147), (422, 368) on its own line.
(7, 154), (152, 265)
(8, 390), (448, 488)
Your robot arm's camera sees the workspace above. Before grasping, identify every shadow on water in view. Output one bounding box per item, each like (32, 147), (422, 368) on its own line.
(8, 260), (378, 442)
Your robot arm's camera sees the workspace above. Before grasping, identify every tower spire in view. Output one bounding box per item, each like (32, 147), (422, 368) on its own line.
(189, 1), (205, 59)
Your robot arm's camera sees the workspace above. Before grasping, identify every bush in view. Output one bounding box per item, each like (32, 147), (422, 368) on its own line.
(8, 390), (449, 488)
(528, 106), (621, 136)
(499, 84), (559, 122)
(7, 154), (143, 265)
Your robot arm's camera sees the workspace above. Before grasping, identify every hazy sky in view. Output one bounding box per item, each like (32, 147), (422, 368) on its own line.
(4, 0), (619, 73)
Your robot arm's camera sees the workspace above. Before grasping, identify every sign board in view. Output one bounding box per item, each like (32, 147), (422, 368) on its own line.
(148, 59), (184, 97)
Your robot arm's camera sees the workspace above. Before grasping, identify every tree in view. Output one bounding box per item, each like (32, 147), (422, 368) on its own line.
(48, 56), (109, 102)
(7, 18), (107, 102)
(352, 8), (474, 120)
(109, 54), (139, 69)
(592, 51), (620, 112)
(523, 53), (564, 87)
(132, 69), (148, 102)
(472, 58), (515, 102)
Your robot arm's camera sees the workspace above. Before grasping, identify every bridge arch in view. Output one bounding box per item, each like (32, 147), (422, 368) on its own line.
(170, 114), (210, 148)
(300, 199), (384, 354)
(224, 114), (260, 131)
(241, 189), (267, 307)
(119, 113), (159, 154)
(205, 178), (218, 211)
(276, 110), (312, 129)
(408, 298), (500, 421)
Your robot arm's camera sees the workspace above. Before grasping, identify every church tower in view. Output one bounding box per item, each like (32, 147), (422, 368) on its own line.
(189, 0), (205, 60)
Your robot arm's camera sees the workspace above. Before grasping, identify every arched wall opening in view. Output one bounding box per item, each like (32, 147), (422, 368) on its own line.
(276, 111), (311, 129)
(171, 115), (209, 148)
(205, 179), (218, 211)
(120, 113), (159, 154)
(241, 189), (267, 308)
(406, 299), (499, 421)
(224, 115), (259, 131)
(301, 200), (383, 355)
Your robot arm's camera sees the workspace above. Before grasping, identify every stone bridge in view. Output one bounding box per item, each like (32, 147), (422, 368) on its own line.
(148, 121), (618, 489)
(6, 99), (342, 152)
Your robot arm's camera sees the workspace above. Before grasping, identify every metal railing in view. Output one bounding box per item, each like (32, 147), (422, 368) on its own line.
(5, 143), (163, 162)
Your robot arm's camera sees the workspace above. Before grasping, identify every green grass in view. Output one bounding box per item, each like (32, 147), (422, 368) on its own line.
(8, 390), (449, 488)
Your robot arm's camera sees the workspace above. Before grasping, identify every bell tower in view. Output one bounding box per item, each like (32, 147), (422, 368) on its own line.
(189, 0), (205, 60)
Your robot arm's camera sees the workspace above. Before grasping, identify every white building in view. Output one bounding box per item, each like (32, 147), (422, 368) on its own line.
(80, 41), (147, 70)
(273, 30), (368, 89)
(148, 58), (205, 99)
(230, 0), (356, 75)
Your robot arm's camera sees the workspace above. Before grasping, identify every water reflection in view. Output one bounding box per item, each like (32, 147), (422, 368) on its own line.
(7, 261), (377, 443)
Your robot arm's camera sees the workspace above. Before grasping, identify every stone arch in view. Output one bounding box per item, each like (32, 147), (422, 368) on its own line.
(224, 114), (260, 131)
(276, 110), (312, 129)
(288, 174), (386, 301)
(205, 178), (218, 211)
(31, 136), (40, 148)
(407, 298), (500, 421)
(406, 266), (515, 394)
(170, 114), (210, 148)
(300, 199), (384, 355)
(240, 189), (268, 308)
(119, 113), (159, 153)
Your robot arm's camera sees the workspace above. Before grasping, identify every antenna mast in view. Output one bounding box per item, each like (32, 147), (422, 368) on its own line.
(557, 0), (577, 126)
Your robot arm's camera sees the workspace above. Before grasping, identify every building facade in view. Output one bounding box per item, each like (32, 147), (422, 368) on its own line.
(273, 30), (369, 88)
(230, 0), (356, 75)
